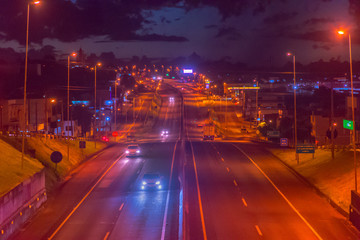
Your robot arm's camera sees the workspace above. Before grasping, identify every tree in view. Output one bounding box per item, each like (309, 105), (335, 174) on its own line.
(71, 105), (92, 136)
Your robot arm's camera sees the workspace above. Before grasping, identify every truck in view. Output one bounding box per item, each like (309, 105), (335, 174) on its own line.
(203, 122), (215, 140)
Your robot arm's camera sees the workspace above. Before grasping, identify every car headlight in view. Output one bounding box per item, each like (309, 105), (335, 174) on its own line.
(126, 150), (129, 154)
(142, 181), (147, 185)
(136, 150), (140, 153)
(156, 181), (160, 185)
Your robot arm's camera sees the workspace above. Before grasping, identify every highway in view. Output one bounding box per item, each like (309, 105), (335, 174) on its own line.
(10, 80), (360, 240)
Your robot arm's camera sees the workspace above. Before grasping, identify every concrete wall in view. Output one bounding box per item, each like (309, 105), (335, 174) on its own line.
(0, 170), (46, 240)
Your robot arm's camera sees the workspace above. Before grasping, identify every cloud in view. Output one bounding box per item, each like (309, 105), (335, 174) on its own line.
(0, 0), (189, 44)
(204, 24), (218, 29)
(312, 44), (331, 50)
(288, 30), (333, 43)
(263, 12), (298, 24)
(215, 27), (241, 40)
(303, 18), (334, 26)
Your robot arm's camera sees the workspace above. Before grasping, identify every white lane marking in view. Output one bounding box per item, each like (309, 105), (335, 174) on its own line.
(255, 225), (263, 236)
(189, 141), (208, 240)
(242, 197), (248, 207)
(103, 231), (110, 240)
(160, 140), (179, 240)
(233, 180), (238, 187)
(232, 144), (323, 240)
(119, 203), (124, 211)
(226, 167), (230, 172)
(48, 154), (125, 240)
(221, 157), (225, 162)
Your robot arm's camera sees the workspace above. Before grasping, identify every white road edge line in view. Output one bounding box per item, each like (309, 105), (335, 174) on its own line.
(233, 180), (238, 187)
(48, 154), (125, 240)
(255, 225), (263, 236)
(103, 231), (110, 240)
(189, 141), (208, 240)
(119, 203), (124, 211)
(232, 144), (323, 240)
(184, 94), (207, 239)
(160, 140), (179, 240)
(242, 198), (248, 207)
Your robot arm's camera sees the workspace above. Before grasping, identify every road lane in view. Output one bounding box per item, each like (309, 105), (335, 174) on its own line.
(51, 156), (144, 240)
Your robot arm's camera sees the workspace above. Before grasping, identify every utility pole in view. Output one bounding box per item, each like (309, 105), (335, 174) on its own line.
(331, 80), (335, 159)
(114, 80), (117, 130)
(256, 81), (258, 127)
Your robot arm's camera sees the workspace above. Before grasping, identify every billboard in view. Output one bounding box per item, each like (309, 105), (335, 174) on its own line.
(183, 69), (193, 74)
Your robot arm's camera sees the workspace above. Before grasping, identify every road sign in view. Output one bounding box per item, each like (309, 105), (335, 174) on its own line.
(280, 138), (288, 147)
(112, 131), (118, 137)
(343, 119), (354, 130)
(50, 151), (63, 163)
(296, 145), (315, 154)
(267, 131), (280, 138)
(79, 141), (86, 149)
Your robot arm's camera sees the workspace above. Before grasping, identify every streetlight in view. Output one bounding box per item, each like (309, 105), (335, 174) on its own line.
(67, 52), (76, 162)
(94, 62), (101, 148)
(114, 78), (120, 131)
(287, 52), (299, 164)
(338, 30), (357, 191)
(21, 0), (40, 168)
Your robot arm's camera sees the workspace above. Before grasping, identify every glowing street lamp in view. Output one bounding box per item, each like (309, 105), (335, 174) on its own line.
(22, 0), (40, 168)
(287, 52), (299, 163)
(338, 29), (357, 191)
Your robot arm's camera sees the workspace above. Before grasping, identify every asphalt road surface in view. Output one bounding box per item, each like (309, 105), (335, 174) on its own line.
(10, 80), (360, 240)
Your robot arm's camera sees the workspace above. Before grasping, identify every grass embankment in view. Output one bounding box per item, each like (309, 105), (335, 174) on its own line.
(269, 147), (356, 213)
(0, 139), (43, 197)
(0, 136), (107, 196)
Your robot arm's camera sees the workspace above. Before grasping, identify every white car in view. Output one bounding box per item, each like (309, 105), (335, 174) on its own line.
(161, 130), (169, 137)
(141, 173), (162, 190)
(126, 144), (141, 157)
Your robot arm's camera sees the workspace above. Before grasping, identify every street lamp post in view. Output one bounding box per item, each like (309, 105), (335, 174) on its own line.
(21, 0), (40, 168)
(338, 30), (357, 191)
(94, 63), (101, 148)
(114, 79), (119, 131)
(67, 53), (76, 162)
(287, 52), (299, 164)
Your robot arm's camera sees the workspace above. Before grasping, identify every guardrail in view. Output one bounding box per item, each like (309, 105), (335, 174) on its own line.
(0, 131), (95, 142)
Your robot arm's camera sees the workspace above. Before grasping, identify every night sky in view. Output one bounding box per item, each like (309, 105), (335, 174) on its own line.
(0, 0), (359, 67)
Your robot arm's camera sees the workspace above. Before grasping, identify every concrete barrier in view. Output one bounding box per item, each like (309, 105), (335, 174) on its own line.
(0, 170), (46, 240)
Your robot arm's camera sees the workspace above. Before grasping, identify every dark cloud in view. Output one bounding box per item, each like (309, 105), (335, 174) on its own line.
(215, 27), (241, 40)
(263, 11), (298, 24)
(204, 24), (218, 29)
(289, 30), (332, 43)
(303, 18), (334, 26)
(0, 0), (257, 45)
(312, 44), (331, 50)
(96, 34), (188, 42)
(0, 0), (189, 44)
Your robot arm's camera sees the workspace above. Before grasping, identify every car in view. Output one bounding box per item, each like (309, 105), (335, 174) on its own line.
(161, 130), (169, 137)
(169, 97), (175, 102)
(125, 144), (141, 157)
(141, 173), (162, 190)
